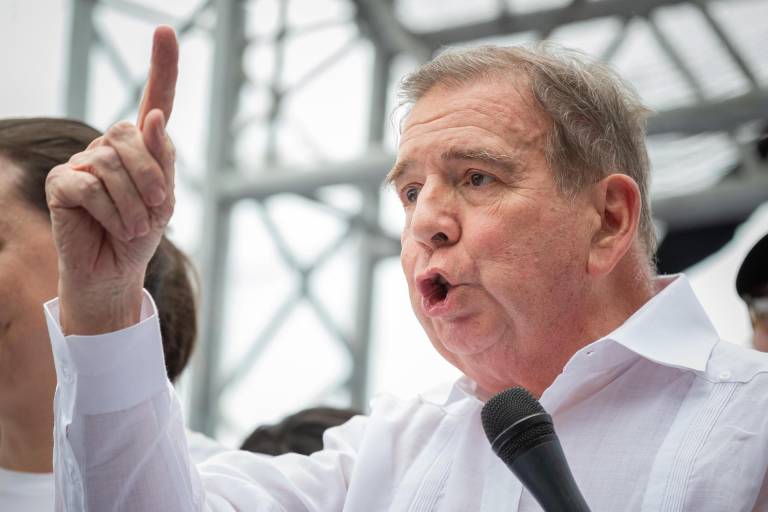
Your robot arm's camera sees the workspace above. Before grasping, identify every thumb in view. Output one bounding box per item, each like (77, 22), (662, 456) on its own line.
(141, 109), (174, 190)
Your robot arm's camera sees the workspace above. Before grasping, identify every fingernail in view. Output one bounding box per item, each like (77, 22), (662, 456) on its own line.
(135, 219), (150, 237)
(148, 186), (166, 206)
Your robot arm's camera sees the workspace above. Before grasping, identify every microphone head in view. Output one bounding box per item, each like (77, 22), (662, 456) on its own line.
(481, 387), (555, 464)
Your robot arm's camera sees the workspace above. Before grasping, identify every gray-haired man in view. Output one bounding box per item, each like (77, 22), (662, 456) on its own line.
(47, 31), (768, 511)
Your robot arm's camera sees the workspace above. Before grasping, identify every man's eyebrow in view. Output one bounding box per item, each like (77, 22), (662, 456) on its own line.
(442, 148), (523, 177)
(385, 148), (523, 186)
(385, 159), (412, 186)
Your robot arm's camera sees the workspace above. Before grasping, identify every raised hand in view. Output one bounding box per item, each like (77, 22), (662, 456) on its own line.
(46, 26), (179, 335)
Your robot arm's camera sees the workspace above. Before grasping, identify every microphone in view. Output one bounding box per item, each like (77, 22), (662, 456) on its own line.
(481, 387), (591, 512)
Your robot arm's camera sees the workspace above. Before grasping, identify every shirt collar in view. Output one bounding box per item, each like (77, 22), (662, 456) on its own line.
(424, 274), (720, 408)
(597, 274), (719, 373)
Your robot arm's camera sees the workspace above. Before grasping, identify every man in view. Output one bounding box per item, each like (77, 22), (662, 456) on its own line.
(736, 233), (768, 351)
(45, 28), (768, 510)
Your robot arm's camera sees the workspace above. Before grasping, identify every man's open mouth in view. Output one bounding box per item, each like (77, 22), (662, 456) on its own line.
(418, 272), (453, 307)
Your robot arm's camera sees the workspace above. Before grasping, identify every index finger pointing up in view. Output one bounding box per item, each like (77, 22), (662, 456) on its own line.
(137, 25), (179, 130)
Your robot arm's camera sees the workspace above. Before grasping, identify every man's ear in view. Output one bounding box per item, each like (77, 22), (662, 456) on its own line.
(587, 174), (641, 276)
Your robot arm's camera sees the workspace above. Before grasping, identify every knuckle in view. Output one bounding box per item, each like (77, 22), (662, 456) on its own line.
(78, 174), (103, 199)
(45, 166), (65, 200)
(86, 135), (106, 150)
(45, 165), (65, 185)
(97, 145), (123, 171)
(105, 121), (136, 142)
(68, 151), (86, 164)
(113, 120), (134, 132)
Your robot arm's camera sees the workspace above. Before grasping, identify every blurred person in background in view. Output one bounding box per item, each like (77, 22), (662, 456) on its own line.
(0, 117), (225, 511)
(736, 233), (768, 351)
(241, 407), (360, 456)
(44, 27), (768, 510)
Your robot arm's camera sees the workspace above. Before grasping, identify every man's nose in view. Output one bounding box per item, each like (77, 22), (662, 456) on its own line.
(410, 181), (460, 250)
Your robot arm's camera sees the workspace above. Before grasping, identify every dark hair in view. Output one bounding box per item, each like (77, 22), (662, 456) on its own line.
(736, 233), (768, 300)
(0, 117), (197, 382)
(240, 407), (360, 456)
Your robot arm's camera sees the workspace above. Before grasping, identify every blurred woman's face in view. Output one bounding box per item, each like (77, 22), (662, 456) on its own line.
(0, 158), (59, 416)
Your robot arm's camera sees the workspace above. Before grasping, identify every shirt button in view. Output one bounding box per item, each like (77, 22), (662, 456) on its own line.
(718, 370), (731, 381)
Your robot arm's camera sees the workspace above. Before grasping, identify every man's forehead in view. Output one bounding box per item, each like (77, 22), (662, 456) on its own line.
(403, 76), (539, 126)
(395, 80), (547, 162)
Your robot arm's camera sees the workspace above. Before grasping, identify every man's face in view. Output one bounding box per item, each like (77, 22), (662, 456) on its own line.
(393, 79), (594, 388)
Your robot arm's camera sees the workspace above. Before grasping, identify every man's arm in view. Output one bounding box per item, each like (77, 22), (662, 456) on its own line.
(46, 291), (202, 510)
(48, 26), (178, 337)
(45, 26), (200, 510)
(45, 26), (362, 511)
(46, 289), (363, 511)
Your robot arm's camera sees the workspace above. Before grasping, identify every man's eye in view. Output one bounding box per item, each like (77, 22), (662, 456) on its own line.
(404, 186), (420, 203)
(469, 172), (494, 187)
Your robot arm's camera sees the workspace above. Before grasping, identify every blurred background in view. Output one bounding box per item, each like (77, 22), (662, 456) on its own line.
(2, 0), (767, 447)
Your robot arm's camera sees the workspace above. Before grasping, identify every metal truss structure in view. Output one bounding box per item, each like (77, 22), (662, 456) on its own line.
(66, 0), (768, 438)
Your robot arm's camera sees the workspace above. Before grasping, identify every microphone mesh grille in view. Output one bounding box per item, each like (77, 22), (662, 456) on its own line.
(481, 387), (554, 460)
(497, 422), (554, 462)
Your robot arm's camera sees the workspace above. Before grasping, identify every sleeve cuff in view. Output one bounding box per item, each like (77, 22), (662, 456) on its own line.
(45, 289), (169, 415)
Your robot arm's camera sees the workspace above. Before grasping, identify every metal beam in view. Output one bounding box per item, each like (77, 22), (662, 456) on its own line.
(599, 16), (631, 62)
(348, 44), (394, 411)
(216, 86), (768, 204)
(188, 0), (245, 436)
(647, 90), (768, 135)
(695, 1), (759, 88)
(647, 14), (706, 101)
(416, 0), (712, 49)
(652, 172), (768, 230)
(99, 0), (179, 25)
(218, 150), (394, 202)
(352, 0), (430, 59)
(66, 0), (97, 118)
(350, 185), (380, 410)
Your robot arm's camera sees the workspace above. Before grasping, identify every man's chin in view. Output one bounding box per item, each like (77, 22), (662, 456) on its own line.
(430, 327), (502, 359)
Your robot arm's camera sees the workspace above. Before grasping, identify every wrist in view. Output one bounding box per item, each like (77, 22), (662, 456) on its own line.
(59, 277), (145, 335)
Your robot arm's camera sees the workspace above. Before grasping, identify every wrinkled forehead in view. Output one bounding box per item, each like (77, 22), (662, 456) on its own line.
(403, 69), (538, 117)
(397, 78), (549, 153)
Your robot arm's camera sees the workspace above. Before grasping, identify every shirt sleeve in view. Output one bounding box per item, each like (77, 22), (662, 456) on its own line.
(45, 290), (201, 511)
(44, 290), (363, 512)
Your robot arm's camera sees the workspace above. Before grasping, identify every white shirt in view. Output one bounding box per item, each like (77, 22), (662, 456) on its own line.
(45, 275), (768, 511)
(0, 429), (226, 512)
(0, 466), (54, 511)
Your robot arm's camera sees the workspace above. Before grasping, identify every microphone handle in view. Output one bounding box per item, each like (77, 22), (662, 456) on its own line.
(508, 438), (591, 512)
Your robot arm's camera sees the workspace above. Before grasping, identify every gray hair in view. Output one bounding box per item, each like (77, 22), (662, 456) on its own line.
(398, 43), (656, 262)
